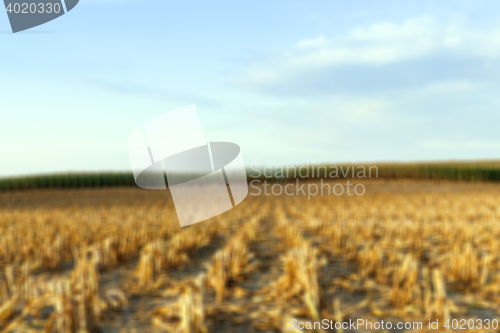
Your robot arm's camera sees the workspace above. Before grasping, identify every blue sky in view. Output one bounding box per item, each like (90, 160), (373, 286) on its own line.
(1, 0), (500, 176)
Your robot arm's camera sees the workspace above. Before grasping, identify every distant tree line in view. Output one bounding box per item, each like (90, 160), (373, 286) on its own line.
(1, 163), (500, 190)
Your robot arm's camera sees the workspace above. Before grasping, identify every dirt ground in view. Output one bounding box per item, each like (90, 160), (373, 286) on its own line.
(1, 179), (500, 332)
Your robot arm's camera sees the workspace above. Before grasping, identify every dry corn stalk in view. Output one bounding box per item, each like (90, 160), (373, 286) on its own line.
(205, 233), (257, 305)
(153, 275), (207, 333)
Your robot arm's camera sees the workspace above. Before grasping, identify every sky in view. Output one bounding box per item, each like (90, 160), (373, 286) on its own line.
(1, 0), (500, 176)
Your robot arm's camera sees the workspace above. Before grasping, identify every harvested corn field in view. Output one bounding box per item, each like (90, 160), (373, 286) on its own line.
(1, 179), (500, 332)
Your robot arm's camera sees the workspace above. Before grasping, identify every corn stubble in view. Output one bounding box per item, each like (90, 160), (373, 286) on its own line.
(1, 180), (500, 332)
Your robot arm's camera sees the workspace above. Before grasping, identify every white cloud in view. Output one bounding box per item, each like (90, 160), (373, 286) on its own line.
(235, 16), (500, 88)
